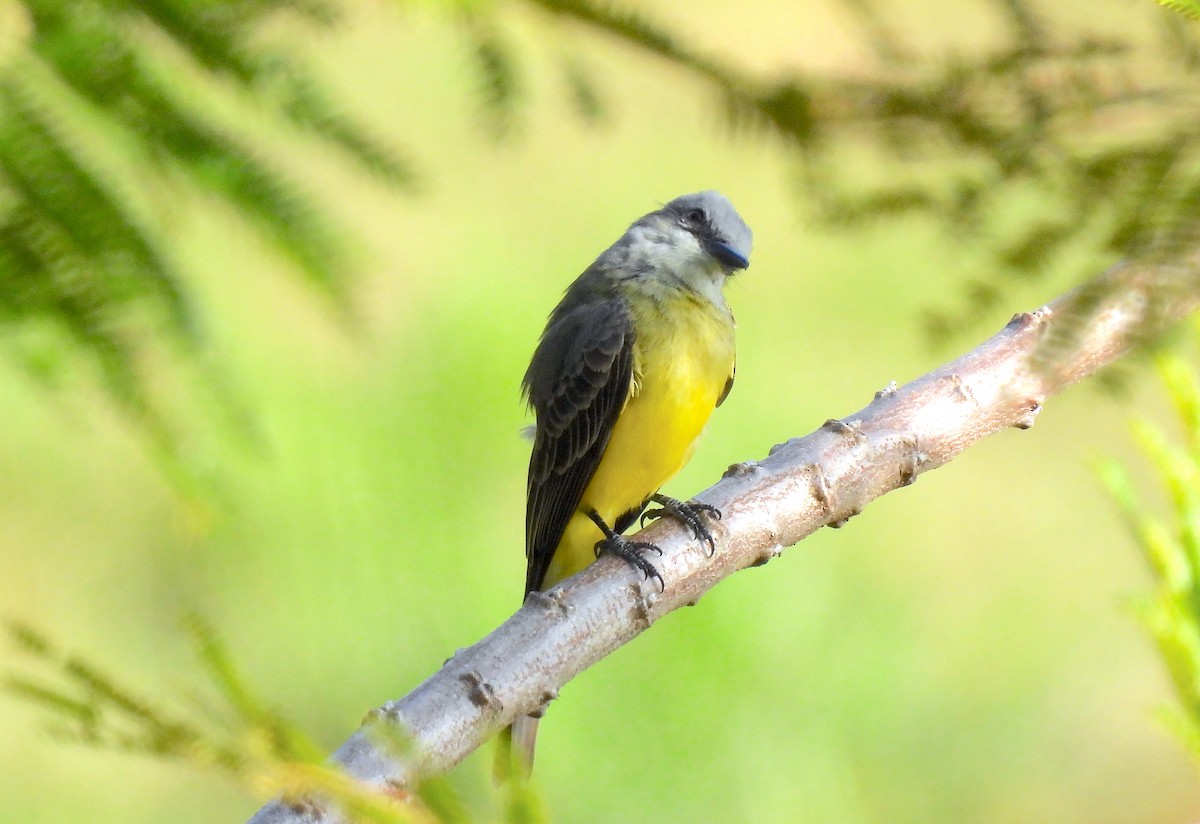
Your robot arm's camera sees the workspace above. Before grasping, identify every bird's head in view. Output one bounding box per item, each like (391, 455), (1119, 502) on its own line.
(661, 190), (752, 275)
(587, 191), (752, 307)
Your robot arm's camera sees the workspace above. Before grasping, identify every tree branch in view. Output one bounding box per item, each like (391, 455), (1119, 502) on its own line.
(246, 251), (1200, 823)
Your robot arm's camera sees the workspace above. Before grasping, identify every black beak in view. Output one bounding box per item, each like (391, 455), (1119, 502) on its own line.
(705, 238), (750, 270)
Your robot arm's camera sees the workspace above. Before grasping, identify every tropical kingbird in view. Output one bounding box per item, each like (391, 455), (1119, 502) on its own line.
(501, 191), (752, 776)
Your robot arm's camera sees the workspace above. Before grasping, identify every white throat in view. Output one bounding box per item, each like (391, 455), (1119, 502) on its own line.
(625, 224), (729, 309)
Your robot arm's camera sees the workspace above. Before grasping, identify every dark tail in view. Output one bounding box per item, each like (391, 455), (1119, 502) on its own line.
(493, 715), (540, 784)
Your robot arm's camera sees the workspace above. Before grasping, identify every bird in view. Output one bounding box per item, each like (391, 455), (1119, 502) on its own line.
(498, 191), (752, 779)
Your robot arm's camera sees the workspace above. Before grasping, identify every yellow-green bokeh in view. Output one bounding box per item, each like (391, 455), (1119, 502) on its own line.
(2, 2), (1198, 823)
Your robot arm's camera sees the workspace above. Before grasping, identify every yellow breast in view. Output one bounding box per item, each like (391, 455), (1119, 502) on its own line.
(542, 292), (735, 586)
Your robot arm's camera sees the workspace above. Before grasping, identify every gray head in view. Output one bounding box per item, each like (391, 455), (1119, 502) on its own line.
(604, 190), (750, 306)
(657, 190), (752, 272)
(585, 191), (750, 306)
(565, 191), (751, 311)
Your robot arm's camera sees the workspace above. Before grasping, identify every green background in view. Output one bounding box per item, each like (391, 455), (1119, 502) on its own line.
(2, 1), (1197, 822)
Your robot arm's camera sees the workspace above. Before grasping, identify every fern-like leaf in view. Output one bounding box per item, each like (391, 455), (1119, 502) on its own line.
(1159, 0), (1200, 21)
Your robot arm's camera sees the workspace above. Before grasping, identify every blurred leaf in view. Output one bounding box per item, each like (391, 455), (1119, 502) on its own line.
(1159, 0), (1200, 21)
(7, 0), (1200, 483)
(415, 778), (473, 824)
(559, 52), (604, 124)
(1103, 339), (1200, 767)
(0, 0), (418, 481)
(513, 0), (1200, 350)
(5, 619), (460, 823)
(501, 774), (552, 824)
(996, 220), (1076, 275)
(458, 9), (522, 140)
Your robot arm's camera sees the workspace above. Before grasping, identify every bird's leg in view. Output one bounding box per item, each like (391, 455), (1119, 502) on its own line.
(588, 510), (665, 592)
(639, 494), (721, 556)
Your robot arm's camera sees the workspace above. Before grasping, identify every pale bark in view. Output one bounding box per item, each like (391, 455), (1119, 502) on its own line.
(247, 252), (1200, 824)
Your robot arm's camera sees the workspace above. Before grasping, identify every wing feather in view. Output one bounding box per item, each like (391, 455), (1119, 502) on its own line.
(523, 297), (634, 594)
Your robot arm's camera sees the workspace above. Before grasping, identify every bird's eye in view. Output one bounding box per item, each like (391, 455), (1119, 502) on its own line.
(684, 208), (707, 225)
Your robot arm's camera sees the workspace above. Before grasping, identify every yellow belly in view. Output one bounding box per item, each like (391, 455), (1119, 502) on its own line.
(542, 294), (735, 587)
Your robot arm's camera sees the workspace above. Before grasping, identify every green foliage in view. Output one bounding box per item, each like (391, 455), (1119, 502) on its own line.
(6, 0), (1200, 475)
(1159, 0), (1200, 21)
(0, 0), (415, 465)
(457, 9), (524, 140)
(5, 618), (547, 824)
(7, 617), (304, 772)
(10, 4), (1200, 822)
(493, 0), (1200, 342)
(1100, 335), (1200, 765)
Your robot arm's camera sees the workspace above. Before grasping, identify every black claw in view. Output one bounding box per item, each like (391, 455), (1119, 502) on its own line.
(643, 495), (722, 557)
(588, 509), (665, 591)
(595, 535), (665, 591)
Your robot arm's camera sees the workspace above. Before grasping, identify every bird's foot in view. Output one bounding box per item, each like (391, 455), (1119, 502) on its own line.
(594, 534), (664, 591)
(589, 510), (664, 591)
(640, 494), (721, 556)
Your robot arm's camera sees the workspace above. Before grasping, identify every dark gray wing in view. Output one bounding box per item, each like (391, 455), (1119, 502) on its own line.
(523, 297), (634, 594)
(717, 363), (735, 407)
